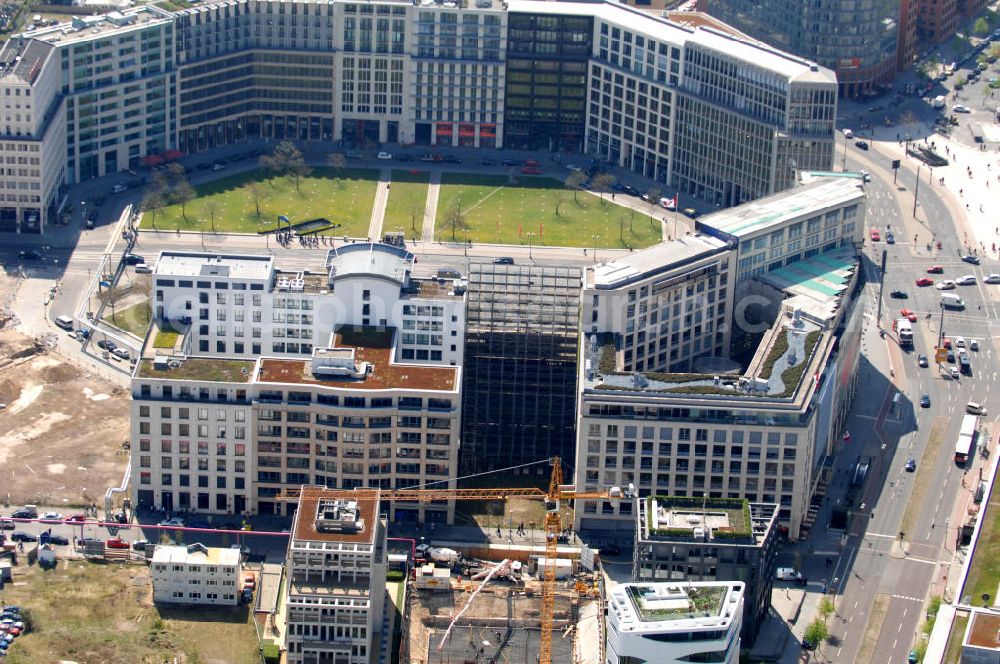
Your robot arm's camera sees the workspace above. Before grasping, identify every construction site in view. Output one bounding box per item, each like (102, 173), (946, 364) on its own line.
(402, 546), (603, 664)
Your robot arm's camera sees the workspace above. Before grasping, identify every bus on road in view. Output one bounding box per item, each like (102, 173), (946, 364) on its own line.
(955, 413), (979, 465)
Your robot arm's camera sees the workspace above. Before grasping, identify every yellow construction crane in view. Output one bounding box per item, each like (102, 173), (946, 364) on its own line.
(280, 456), (622, 664)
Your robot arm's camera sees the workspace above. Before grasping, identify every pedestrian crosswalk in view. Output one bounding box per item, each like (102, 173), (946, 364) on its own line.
(891, 594), (923, 602)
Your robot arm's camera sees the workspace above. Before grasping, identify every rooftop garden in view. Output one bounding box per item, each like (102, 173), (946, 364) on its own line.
(153, 328), (181, 349)
(137, 358), (255, 383)
(645, 496), (753, 541)
(336, 325), (394, 349)
(627, 584), (728, 622)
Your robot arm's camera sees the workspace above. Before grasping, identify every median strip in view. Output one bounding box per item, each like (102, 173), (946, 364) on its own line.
(900, 416), (949, 538)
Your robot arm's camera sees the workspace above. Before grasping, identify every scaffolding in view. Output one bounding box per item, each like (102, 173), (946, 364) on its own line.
(460, 263), (582, 473)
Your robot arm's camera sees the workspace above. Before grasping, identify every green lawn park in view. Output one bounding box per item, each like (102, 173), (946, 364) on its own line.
(383, 170), (431, 240)
(434, 173), (663, 249)
(138, 167), (378, 236)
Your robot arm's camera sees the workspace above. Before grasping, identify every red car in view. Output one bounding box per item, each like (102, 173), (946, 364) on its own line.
(106, 537), (129, 549)
(927, 265), (944, 274)
(66, 514), (86, 523)
(521, 166), (542, 175)
(915, 277), (934, 287)
(870, 228), (881, 241)
(901, 309), (918, 322)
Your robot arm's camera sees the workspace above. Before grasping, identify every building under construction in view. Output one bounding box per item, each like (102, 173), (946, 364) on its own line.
(402, 546), (600, 664)
(461, 263), (582, 473)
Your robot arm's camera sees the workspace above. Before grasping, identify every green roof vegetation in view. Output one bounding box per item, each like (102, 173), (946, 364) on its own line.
(962, 474), (1000, 607)
(153, 329), (180, 349)
(336, 325), (394, 349)
(645, 496), (753, 541)
(776, 330), (822, 398)
(138, 358), (255, 383)
(627, 584), (728, 622)
(759, 329), (790, 380)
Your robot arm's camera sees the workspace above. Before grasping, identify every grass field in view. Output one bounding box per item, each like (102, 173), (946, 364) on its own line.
(435, 173), (662, 249)
(383, 170), (430, 240)
(1, 560), (259, 664)
(105, 300), (151, 338)
(139, 167), (378, 236)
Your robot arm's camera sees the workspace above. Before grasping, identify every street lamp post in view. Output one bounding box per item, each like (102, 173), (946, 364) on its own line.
(527, 231), (535, 260)
(592, 234), (599, 262)
(913, 163), (923, 218)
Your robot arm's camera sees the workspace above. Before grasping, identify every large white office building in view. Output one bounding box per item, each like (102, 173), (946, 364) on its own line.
(284, 492), (387, 664)
(574, 174), (866, 541)
(605, 581), (744, 664)
(0, 0), (836, 233)
(131, 244), (464, 523)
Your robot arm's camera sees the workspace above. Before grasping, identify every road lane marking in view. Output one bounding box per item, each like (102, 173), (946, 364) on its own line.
(891, 594), (924, 601)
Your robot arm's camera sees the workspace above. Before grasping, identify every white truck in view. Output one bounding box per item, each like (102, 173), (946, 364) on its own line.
(897, 319), (913, 347)
(415, 544), (460, 565)
(932, 95), (946, 109)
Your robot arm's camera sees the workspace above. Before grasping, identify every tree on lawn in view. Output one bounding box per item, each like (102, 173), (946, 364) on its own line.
(973, 17), (989, 36)
(247, 182), (265, 219)
(174, 179), (196, 221)
(554, 190), (568, 216)
(441, 201), (469, 241)
(591, 173), (616, 204)
(408, 202), (424, 235)
(645, 187), (662, 225)
(261, 140), (307, 185)
(327, 152), (347, 175)
(288, 160), (312, 194)
(140, 190), (164, 229)
(204, 199), (220, 233)
(99, 284), (129, 324)
(804, 618), (829, 657)
(565, 171), (587, 204)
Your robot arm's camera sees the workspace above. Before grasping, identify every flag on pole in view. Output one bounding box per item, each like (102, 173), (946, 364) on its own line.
(540, 223), (544, 237)
(660, 194), (678, 210)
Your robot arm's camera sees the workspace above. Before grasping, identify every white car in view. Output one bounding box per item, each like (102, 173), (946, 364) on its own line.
(40, 512), (64, 522)
(566, 164), (584, 172)
(377, 151), (393, 160)
(112, 347), (131, 360)
(984, 273), (1000, 284)
(212, 162), (227, 171)
(936, 280), (957, 290)
(949, 366), (961, 379)
(842, 128), (854, 138)
(859, 169), (871, 182)
(953, 104), (971, 113)
(158, 518), (185, 528)
(111, 184), (128, 194)
(956, 275), (977, 285)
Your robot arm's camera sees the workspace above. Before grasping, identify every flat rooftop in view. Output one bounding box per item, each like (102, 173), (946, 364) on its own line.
(638, 499), (777, 545)
(697, 173), (866, 241)
(273, 270), (329, 294)
(257, 326), (458, 392)
(291, 491), (379, 545)
(406, 278), (465, 300)
(327, 242), (413, 286)
(506, 0), (834, 82)
(18, 6), (173, 46)
(608, 582), (743, 632)
(136, 357), (255, 383)
(151, 543), (240, 567)
(587, 234), (729, 290)
(966, 610), (1000, 650)
(155, 251), (273, 281)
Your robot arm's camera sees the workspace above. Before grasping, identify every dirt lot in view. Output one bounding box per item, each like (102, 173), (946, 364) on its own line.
(0, 327), (130, 508)
(0, 559), (260, 664)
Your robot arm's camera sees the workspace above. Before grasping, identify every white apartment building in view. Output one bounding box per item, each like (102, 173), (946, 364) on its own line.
(605, 581), (744, 664)
(151, 542), (241, 605)
(2, 0), (837, 234)
(583, 233), (734, 374)
(284, 492), (386, 664)
(132, 244), (464, 523)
